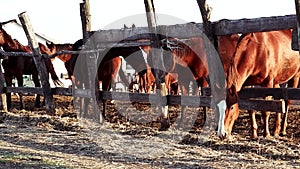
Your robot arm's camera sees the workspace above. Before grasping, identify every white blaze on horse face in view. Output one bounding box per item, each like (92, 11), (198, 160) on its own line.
(217, 100), (227, 138)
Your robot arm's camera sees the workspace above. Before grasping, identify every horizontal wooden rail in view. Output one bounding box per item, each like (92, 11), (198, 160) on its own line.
(4, 86), (287, 113)
(1, 14), (298, 61)
(213, 15), (296, 36)
(202, 87), (300, 100)
(88, 14), (297, 48)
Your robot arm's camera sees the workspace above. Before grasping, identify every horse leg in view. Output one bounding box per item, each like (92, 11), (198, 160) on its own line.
(262, 96), (273, 138)
(16, 75), (25, 109)
(4, 74), (13, 110)
(273, 84), (282, 138)
(248, 110), (258, 139)
(197, 78), (209, 124)
(280, 100), (290, 136)
(32, 74), (41, 108)
(102, 78), (112, 119)
(280, 76), (300, 136)
(179, 80), (189, 126)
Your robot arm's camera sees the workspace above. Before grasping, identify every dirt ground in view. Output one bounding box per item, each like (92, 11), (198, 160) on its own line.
(0, 94), (299, 169)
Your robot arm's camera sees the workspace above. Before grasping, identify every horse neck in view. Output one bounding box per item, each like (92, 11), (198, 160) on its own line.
(0, 29), (16, 50)
(218, 34), (239, 73)
(172, 38), (207, 73)
(227, 62), (243, 91)
(226, 34), (253, 92)
(38, 43), (52, 55)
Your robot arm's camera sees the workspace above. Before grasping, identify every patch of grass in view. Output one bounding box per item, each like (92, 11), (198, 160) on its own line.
(0, 153), (70, 169)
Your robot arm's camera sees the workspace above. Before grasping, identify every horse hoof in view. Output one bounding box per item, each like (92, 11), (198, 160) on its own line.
(280, 132), (287, 137)
(274, 134), (280, 139)
(251, 135), (258, 140)
(159, 119), (170, 131)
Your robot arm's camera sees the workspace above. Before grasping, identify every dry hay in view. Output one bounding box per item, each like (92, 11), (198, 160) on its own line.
(0, 94), (298, 168)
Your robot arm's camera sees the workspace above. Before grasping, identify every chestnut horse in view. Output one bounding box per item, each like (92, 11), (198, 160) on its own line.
(218, 30), (300, 140)
(0, 26), (62, 110)
(161, 35), (239, 94)
(46, 41), (74, 82)
(152, 35), (239, 129)
(162, 35), (239, 96)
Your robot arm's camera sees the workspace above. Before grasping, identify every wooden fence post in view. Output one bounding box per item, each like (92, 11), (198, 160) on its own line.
(18, 12), (55, 114)
(294, 0), (300, 52)
(197, 0), (226, 129)
(197, 0), (214, 122)
(80, 0), (103, 123)
(144, 0), (169, 130)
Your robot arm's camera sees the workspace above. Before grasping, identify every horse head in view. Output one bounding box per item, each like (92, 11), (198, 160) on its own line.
(217, 84), (239, 140)
(46, 41), (56, 53)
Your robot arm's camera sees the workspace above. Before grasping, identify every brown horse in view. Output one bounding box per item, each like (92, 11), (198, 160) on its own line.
(70, 39), (149, 115)
(46, 41), (74, 82)
(162, 37), (209, 96)
(162, 35), (240, 95)
(218, 30), (300, 140)
(151, 35), (239, 129)
(0, 25), (62, 110)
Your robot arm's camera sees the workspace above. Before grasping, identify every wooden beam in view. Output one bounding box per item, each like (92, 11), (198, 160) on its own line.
(80, 0), (91, 41)
(197, 0), (214, 42)
(213, 15), (296, 35)
(239, 88), (300, 100)
(6, 87), (43, 95)
(18, 12), (55, 114)
(80, 0), (103, 123)
(239, 99), (285, 113)
(144, 0), (170, 130)
(91, 22), (204, 45)
(202, 87), (300, 100)
(2, 85), (288, 113)
(294, 0), (300, 51)
(89, 15), (297, 48)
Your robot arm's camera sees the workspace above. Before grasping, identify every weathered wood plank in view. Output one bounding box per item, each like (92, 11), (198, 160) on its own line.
(202, 87), (300, 100)
(239, 99), (285, 113)
(6, 87), (43, 95)
(18, 12), (55, 114)
(91, 22), (204, 46)
(294, 0), (300, 51)
(144, 0), (170, 129)
(101, 91), (155, 103)
(89, 15), (296, 48)
(52, 87), (72, 96)
(292, 29), (299, 50)
(168, 95), (211, 107)
(3, 85), (286, 113)
(239, 88), (300, 100)
(73, 88), (92, 99)
(213, 15), (296, 36)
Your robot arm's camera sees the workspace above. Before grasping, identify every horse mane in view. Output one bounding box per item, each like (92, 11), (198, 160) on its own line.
(0, 28), (16, 49)
(166, 38), (196, 59)
(226, 33), (253, 91)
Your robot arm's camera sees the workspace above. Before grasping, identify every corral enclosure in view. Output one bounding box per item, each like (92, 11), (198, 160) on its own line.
(0, 0), (299, 168)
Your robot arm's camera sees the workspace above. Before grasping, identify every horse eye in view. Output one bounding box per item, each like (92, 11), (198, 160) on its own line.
(230, 106), (234, 110)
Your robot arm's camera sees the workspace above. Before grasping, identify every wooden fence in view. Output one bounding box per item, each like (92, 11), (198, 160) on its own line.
(0, 0), (300, 121)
